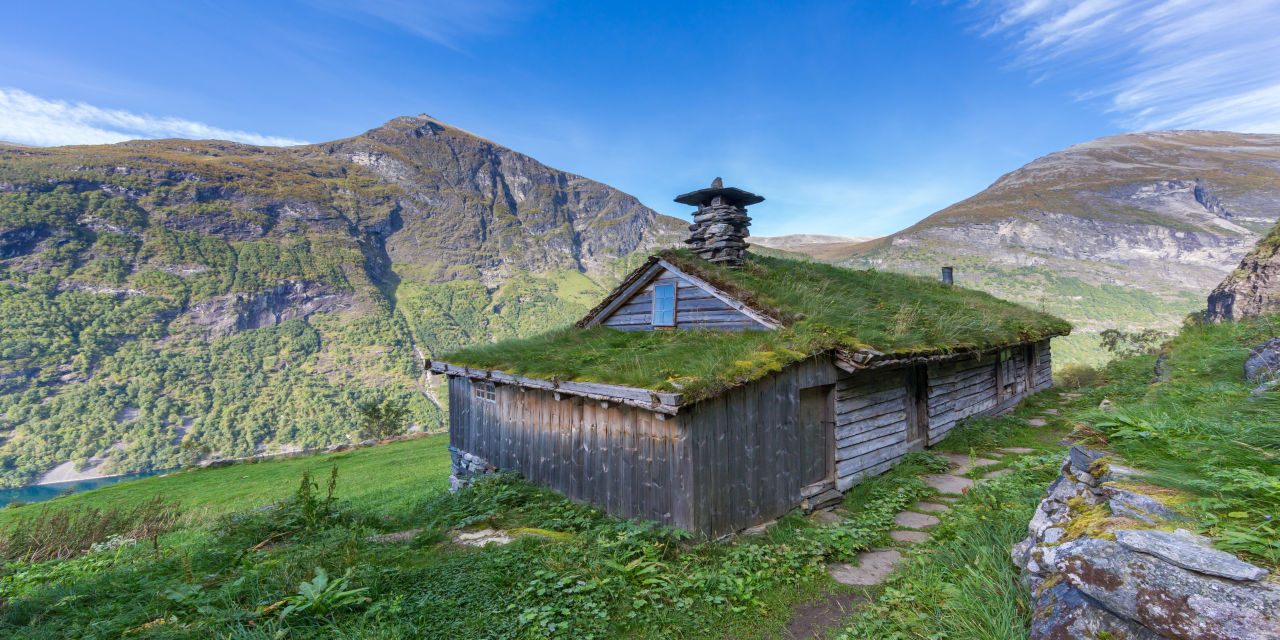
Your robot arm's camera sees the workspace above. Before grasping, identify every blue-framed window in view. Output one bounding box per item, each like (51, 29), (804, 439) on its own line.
(653, 283), (676, 327)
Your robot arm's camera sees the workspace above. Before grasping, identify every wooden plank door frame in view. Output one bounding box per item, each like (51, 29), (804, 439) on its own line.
(904, 365), (929, 450)
(798, 384), (836, 484)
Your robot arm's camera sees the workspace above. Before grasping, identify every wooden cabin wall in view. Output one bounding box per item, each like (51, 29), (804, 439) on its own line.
(683, 357), (838, 538)
(445, 342), (1055, 538)
(926, 353), (1000, 443)
(832, 367), (913, 491)
(1033, 340), (1053, 389)
(447, 377), (695, 530)
(600, 270), (768, 331)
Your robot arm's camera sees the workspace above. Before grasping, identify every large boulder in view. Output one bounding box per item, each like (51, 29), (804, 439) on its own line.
(1245, 337), (1280, 383)
(1055, 537), (1280, 639)
(1031, 582), (1164, 640)
(1114, 529), (1268, 582)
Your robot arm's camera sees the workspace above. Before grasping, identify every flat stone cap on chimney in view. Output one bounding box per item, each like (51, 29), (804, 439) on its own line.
(674, 178), (765, 207)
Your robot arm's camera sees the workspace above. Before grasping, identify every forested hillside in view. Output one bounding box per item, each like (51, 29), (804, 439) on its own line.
(0, 116), (682, 488)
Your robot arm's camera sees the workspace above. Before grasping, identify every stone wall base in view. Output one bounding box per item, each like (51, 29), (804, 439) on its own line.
(448, 445), (496, 492)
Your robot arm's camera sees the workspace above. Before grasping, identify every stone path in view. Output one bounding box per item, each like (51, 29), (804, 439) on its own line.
(827, 549), (903, 586)
(828, 444), (1039, 588)
(998, 447), (1034, 455)
(922, 473), (973, 494)
(912, 501), (949, 513)
(937, 452), (1000, 475)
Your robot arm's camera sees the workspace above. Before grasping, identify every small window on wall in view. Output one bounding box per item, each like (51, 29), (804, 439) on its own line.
(653, 283), (676, 327)
(474, 381), (496, 403)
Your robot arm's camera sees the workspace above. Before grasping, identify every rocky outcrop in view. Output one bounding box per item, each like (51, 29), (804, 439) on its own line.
(178, 281), (355, 337)
(1013, 446), (1280, 639)
(1207, 221), (1280, 323)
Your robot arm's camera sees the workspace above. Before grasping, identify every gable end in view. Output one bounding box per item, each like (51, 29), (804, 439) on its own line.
(583, 259), (778, 332)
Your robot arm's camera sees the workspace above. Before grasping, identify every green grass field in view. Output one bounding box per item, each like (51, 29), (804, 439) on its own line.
(0, 435), (452, 528)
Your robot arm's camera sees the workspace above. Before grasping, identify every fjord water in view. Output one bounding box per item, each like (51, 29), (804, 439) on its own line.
(0, 468), (170, 507)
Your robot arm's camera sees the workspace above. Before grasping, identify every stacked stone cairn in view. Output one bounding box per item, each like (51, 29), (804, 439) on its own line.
(1013, 445), (1280, 639)
(675, 177), (763, 267)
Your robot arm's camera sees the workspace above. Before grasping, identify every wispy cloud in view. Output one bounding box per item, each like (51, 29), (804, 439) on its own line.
(971, 0), (1280, 133)
(0, 88), (307, 147)
(306, 0), (525, 50)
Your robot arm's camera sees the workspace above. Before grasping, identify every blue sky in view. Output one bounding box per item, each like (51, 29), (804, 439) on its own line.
(2, 0), (1279, 237)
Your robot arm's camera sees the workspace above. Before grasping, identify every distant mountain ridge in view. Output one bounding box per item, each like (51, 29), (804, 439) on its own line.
(0, 115), (683, 487)
(748, 234), (880, 261)
(780, 131), (1280, 364)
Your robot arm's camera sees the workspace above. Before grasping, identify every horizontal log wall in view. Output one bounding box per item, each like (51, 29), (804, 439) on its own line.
(832, 368), (911, 491)
(600, 270), (767, 332)
(447, 342), (1055, 537)
(684, 357), (838, 537)
(1033, 340), (1053, 390)
(448, 377), (694, 530)
(926, 353), (1000, 443)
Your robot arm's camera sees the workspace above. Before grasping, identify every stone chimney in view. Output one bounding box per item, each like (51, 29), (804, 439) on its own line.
(674, 177), (763, 267)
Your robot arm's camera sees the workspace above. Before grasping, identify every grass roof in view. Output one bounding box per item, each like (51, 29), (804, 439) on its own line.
(437, 250), (1070, 401)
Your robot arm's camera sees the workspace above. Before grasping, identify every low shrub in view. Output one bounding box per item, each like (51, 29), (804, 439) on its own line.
(1054, 362), (1102, 389)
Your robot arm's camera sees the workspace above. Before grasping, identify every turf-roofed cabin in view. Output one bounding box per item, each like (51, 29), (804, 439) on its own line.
(429, 180), (1071, 537)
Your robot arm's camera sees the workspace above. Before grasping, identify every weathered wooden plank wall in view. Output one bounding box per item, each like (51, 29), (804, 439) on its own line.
(447, 343), (1056, 537)
(927, 353), (1000, 443)
(600, 269), (768, 331)
(683, 357), (837, 537)
(832, 367), (911, 491)
(1033, 340), (1053, 389)
(448, 377), (694, 530)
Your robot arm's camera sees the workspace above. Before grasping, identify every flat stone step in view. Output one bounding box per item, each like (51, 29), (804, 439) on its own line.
(923, 474), (974, 495)
(997, 447), (1035, 455)
(912, 501), (950, 513)
(935, 495), (961, 503)
(1027, 418), (1048, 427)
(890, 530), (931, 544)
(1043, 409), (1060, 415)
(742, 519), (778, 536)
(810, 509), (844, 525)
(982, 469), (1011, 480)
(893, 511), (941, 529)
(827, 549), (902, 586)
(938, 452), (999, 474)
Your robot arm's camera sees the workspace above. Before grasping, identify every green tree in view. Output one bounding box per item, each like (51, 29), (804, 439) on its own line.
(356, 399), (408, 441)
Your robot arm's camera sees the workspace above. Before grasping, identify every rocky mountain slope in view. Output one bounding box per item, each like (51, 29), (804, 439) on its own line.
(747, 234), (879, 261)
(0, 115), (683, 487)
(1207, 218), (1280, 322)
(797, 131), (1280, 364)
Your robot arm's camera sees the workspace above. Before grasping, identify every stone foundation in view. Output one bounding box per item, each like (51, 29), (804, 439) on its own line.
(1013, 446), (1280, 639)
(448, 445), (496, 491)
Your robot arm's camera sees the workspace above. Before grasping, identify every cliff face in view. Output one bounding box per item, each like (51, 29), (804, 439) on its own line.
(0, 115), (683, 486)
(1207, 221), (1280, 322)
(325, 117), (673, 282)
(824, 130), (1280, 364)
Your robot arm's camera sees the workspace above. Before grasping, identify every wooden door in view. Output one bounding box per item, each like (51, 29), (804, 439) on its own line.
(905, 365), (929, 450)
(798, 385), (834, 485)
